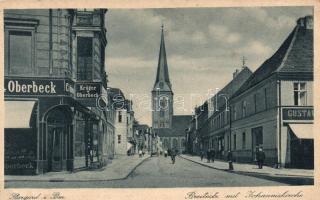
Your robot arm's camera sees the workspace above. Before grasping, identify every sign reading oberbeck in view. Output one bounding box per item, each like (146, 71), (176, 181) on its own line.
(5, 78), (66, 96)
(75, 83), (101, 99)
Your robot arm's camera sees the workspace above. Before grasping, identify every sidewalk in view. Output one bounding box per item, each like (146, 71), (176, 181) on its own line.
(5, 155), (149, 182)
(180, 154), (313, 184)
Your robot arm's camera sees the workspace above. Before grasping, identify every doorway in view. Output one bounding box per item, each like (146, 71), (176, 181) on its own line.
(46, 107), (72, 172)
(251, 127), (263, 161)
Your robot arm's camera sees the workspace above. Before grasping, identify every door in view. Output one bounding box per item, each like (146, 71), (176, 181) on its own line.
(51, 127), (66, 171)
(251, 127), (263, 161)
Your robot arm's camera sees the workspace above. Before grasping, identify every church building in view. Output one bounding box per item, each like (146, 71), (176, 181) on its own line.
(151, 26), (192, 153)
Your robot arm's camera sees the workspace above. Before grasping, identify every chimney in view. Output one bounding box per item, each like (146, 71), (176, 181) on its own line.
(297, 15), (313, 30)
(233, 69), (239, 79)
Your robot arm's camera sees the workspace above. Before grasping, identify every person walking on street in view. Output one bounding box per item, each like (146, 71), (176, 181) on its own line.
(211, 149), (215, 163)
(171, 149), (177, 164)
(206, 149), (211, 163)
(227, 150), (234, 170)
(138, 149), (142, 158)
(257, 147), (266, 169)
(200, 150), (205, 161)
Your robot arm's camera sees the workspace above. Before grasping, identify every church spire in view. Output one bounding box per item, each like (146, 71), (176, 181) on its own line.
(153, 24), (172, 91)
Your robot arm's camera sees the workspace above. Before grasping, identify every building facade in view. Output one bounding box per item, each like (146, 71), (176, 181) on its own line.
(109, 88), (136, 155)
(4, 9), (111, 175)
(229, 16), (313, 168)
(202, 66), (252, 159)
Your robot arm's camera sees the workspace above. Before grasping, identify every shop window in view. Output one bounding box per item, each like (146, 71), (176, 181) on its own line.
(77, 37), (93, 80)
(242, 132), (246, 149)
(294, 82), (307, 106)
(6, 31), (34, 76)
(118, 111), (122, 123)
(118, 135), (121, 144)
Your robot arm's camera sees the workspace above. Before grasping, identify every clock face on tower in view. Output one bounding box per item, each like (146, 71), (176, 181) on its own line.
(159, 96), (168, 110)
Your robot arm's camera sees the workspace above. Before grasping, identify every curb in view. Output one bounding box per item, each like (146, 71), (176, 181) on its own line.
(179, 155), (314, 185)
(5, 156), (151, 183)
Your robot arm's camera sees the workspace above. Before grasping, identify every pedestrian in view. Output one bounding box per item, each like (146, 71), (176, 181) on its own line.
(211, 149), (215, 163)
(164, 150), (168, 157)
(171, 148), (177, 164)
(227, 150), (234, 170)
(200, 150), (205, 161)
(139, 149), (142, 158)
(206, 149), (211, 163)
(168, 148), (171, 157)
(257, 147), (266, 169)
(142, 149), (145, 157)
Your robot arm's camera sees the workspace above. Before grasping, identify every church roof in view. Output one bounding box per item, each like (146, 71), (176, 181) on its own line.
(153, 26), (172, 92)
(233, 15), (313, 97)
(155, 115), (192, 137)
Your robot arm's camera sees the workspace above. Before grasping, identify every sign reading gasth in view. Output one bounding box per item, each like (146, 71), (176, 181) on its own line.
(4, 78), (67, 96)
(283, 108), (314, 120)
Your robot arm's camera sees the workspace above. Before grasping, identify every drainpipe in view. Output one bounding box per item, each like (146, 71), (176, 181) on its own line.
(49, 9), (53, 76)
(277, 78), (282, 168)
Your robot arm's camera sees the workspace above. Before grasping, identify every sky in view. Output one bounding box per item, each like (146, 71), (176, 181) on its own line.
(105, 7), (313, 126)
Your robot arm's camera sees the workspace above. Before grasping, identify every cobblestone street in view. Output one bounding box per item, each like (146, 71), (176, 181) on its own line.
(6, 156), (290, 188)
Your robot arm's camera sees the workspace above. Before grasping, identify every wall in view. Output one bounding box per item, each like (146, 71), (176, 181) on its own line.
(114, 109), (128, 155)
(4, 9), (72, 77)
(229, 75), (278, 165)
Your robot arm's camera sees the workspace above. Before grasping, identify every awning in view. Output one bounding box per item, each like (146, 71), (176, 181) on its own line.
(127, 142), (133, 151)
(289, 124), (313, 139)
(5, 101), (36, 128)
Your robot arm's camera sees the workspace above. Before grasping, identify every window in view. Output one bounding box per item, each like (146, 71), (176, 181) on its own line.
(242, 101), (247, 118)
(294, 82), (307, 106)
(253, 94), (257, 113)
(160, 110), (165, 117)
(242, 132), (246, 149)
(264, 88), (268, 110)
(77, 37), (93, 80)
(118, 111), (122, 123)
(159, 122), (165, 128)
(159, 82), (164, 89)
(233, 106), (237, 121)
(6, 31), (33, 75)
(233, 134), (236, 150)
(117, 135), (121, 144)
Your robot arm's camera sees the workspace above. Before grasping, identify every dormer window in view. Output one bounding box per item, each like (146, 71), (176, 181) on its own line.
(159, 82), (164, 89)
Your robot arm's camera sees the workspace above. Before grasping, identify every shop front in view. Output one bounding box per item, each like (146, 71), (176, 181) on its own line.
(282, 107), (314, 169)
(4, 77), (106, 175)
(287, 123), (314, 169)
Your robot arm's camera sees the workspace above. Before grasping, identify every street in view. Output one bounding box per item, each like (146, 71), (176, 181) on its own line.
(6, 156), (288, 188)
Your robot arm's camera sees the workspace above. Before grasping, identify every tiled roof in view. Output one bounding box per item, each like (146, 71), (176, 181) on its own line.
(155, 115), (192, 137)
(233, 16), (313, 97)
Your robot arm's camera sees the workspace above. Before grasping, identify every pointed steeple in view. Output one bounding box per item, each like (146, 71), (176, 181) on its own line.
(153, 24), (172, 91)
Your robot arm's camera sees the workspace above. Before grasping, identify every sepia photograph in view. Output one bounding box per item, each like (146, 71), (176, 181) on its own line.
(0, 1), (318, 198)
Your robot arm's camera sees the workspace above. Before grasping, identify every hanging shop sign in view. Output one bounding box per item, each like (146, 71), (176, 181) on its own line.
(75, 82), (101, 107)
(4, 78), (73, 96)
(282, 108), (314, 120)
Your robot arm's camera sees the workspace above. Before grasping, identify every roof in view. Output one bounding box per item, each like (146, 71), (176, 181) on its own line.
(155, 115), (192, 137)
(153, 26), (172, 92)
(233, 15), (313, 97)
(108, 87), (131, 110)
(134, 124), (150, 130)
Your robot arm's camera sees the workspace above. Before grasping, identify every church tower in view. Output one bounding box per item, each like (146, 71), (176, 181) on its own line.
(152, 25), (173, 129)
